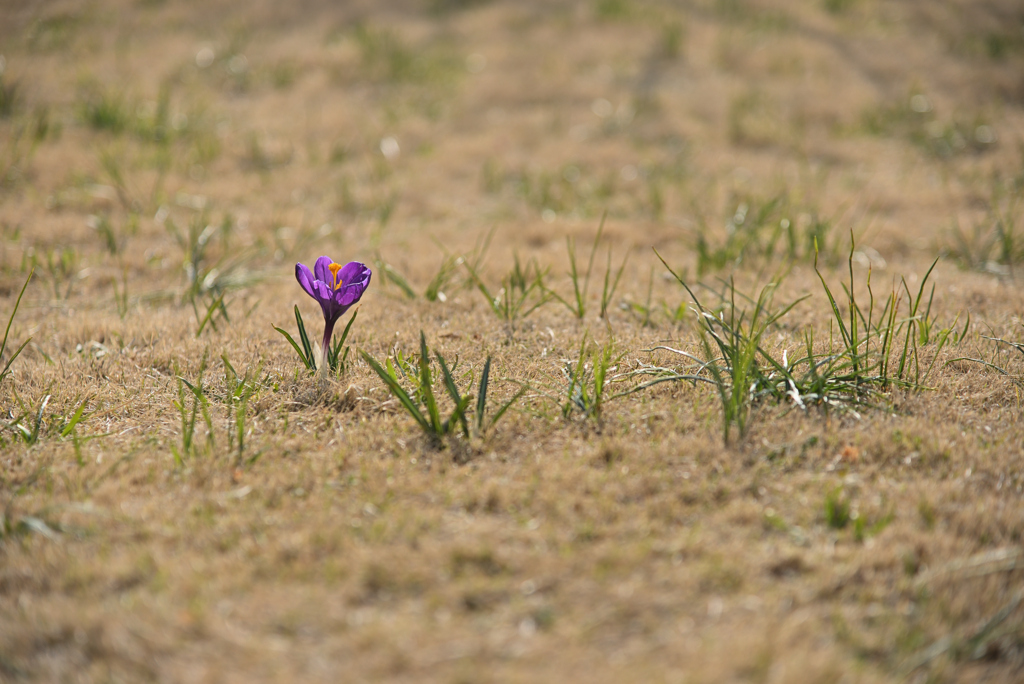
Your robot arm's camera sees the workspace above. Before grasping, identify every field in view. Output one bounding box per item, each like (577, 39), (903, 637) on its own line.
(2, 0), (1024, 681)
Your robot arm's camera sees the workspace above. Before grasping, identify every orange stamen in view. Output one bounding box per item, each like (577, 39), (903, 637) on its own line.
(328, 262), (343, 290)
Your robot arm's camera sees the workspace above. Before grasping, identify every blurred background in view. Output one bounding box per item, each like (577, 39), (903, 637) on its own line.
(1, 0), (1022, 288)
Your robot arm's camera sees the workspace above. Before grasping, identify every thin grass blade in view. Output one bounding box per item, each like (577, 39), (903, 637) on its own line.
(435, 351), (469, 437)
(361, 350), (431, 431)
(476, 357), (491, 433)
(419, 332), (442, 433)
(60, 396), (91, 439)
(295, 305), (314, 364)
(273, 326), (314, 370)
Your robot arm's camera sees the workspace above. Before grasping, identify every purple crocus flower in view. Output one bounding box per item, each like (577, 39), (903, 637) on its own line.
(295, 256), (371, 369)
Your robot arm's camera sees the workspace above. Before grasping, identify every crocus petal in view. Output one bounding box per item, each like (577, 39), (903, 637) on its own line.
(295, 262), (317, 300)
(336, 282), (366, 307)
(335, 263), (370, 305)
(312, 279), (334, 305)
(337, 261), (369, 287)
(313, 256), (334, 286)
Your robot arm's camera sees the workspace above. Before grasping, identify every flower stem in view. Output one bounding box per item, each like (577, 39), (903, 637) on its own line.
(319, 318), (336, 374)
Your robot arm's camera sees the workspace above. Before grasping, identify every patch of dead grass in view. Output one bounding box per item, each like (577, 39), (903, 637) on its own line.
(2, 0), (1024, 682)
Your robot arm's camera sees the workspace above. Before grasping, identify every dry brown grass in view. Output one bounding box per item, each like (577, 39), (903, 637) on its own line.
(2, 0), (1024, 681)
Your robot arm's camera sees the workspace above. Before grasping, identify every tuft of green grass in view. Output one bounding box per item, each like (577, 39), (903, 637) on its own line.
(558, 333), (623, 424)
(89, 213), (118, 255)
(8, 391), (51, 446)
(0, 501), (62, 542)
(860, 90), (997, 159)
(59, 395), (110, 466)
(659, 19), (686, 59)
(113, 267), (130, 320)
(165, 211), (259, 332)
(824, 487), (851, 529)
(78, 84), (130, 133)
(373, 244), (465, 303)
(815, 243), (955, 389)
(653, 236), (959, 443)
(945, 187), (1022, 276)
(514, 164), (615, 218)
(697, 278), (802, 443)
(28, 247), (78, 300)
(220, 355), (264, 466)
(424, 248), (462, 303)
(658, 250), (804, 442)
(545, 214), (629, 320)
(372, 253), (417, 300)
(352, 24), (460, 87)
(171, 353), (214, 466)
(854, 508), (895, 543)
(692, 193), (844, 276)
(361, 332), (523, 446)
(77, 81), (206, 164)
(364, 332), (470, 444)
(523, 332), (632, 426)
(193, 292), (229, 337)
(170, 353), (268, 467)
(464, 253), (552, 336)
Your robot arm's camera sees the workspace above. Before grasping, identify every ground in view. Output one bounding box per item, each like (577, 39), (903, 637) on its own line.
(1, 0), (1024, 682)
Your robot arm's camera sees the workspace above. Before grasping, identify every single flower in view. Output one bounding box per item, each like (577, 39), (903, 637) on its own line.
(295, 256), (371, 370)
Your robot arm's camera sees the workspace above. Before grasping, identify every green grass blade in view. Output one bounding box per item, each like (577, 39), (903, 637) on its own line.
(0, 269), (33, 382)
(383, 262), (417, 299)
(463, 260), (500, 316)
(814, 263), (853, 352)
(565, 236), (583, 317)
(273, 326), (314, 370)
(443, 395), (473, 436)
(294, 305), (314, 364)
(486, 385), (526, 432)
(0, 338), (31, 384)
(943, 356), (1008, 375)
(476, 357), (491, 433)
(436, 350), (469, 437)
(177, 376), (202, 398)
(328, 311), (359, 371)
(545, 287), (576, 314)
(221, 354), (239, 385)
(60, 396), (91, 439)
(434, 352), (462, 406)
(564, 332), (590, 417)
(337, 310), (358, 347)
(361, 350), (431, 432)
(195, 292), (227, 337)
(1, 269), (32, 358)
(600, 246), (629, 319)
(30, 394), (51, 444)
(385, 357), (401, 384)
(419, 332), (442, 433)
